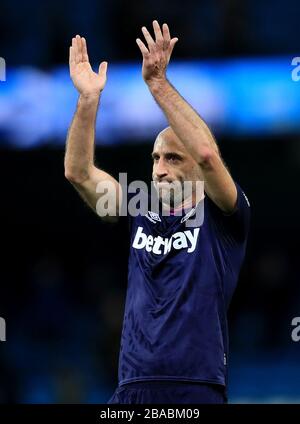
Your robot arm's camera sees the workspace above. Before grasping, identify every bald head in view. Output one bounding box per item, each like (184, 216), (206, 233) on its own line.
(154, 126), (187, 154)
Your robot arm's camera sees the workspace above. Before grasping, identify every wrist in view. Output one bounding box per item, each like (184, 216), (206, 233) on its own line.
(146, 77), (169, 92)
(79, 92), (101, 105)
(78, 93), (101, 112)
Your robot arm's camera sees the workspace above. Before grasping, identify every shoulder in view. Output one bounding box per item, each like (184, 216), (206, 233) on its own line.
(205, 181), (251, 242)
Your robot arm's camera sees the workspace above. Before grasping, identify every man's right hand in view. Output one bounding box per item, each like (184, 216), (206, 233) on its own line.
(69, 35), (108, 98)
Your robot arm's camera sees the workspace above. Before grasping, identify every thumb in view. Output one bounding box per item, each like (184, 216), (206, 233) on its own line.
(98, 61), (108, 77)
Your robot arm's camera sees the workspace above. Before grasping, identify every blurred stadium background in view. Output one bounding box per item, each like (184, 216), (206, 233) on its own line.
(0, 0), (300, 403)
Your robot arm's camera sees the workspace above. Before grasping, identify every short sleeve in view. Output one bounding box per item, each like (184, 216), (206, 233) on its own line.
(206, 182), (251, 242)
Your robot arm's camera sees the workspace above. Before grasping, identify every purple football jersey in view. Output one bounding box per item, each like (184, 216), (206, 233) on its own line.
(118, 182), (250, 388)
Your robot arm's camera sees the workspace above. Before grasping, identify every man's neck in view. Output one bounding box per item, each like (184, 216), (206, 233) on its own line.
(162, 195), (196, 215)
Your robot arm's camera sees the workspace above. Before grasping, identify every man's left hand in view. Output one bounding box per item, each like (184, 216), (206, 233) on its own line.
(136, 20), (178, 84)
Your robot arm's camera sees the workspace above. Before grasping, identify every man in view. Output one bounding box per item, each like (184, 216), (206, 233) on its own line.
(65, 21), (250, 404)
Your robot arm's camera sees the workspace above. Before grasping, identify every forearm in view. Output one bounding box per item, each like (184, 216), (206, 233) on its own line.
(64, 94), (100, 183)
(148, 78), (219, 163)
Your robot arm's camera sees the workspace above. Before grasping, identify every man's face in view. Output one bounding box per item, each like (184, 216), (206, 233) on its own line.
(152, 128), (203, 207)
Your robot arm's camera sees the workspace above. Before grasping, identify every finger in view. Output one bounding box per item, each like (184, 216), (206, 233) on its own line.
(162, 23), (171, 43)
(98, 61), (108, 78)
(79, 35), (84, 63)
(76, 34), (83, 63)
(73, 35), (81, 64)
(169, 37), (178, 57)
(152, 20), (163, 45)
(72, 37), (78, 64)
(69, 46), (75, 71)
(136, 38), (150, 57)
(69, 46), (73, 63)
(141, 26), (156, 52)
(81, 37), (89, 62)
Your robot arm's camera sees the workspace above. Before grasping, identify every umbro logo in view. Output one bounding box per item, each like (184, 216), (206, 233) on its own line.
(145, 211), (161, 224)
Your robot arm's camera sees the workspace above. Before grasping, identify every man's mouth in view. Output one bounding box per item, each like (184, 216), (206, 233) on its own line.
(155, 181), (172, 188)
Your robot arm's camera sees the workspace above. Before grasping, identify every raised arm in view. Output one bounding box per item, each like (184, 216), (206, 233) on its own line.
(65, 35), (121, 221)
(136, 21), (237, 213)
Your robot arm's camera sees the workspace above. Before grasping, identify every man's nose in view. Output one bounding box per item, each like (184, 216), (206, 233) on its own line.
(154, 158), (168, 179)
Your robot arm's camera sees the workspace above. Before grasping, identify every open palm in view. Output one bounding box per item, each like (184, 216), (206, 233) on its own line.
(69, 35), (107, 96)
(136, 21), (178, 83)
